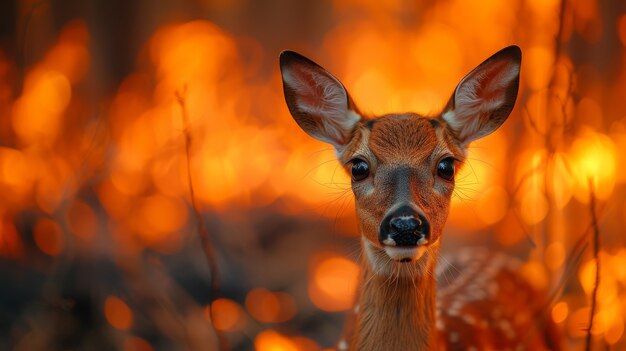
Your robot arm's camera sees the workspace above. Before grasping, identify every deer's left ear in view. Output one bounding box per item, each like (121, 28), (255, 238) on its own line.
(441, 45), (521, 146)
(280, 50), (361, 153)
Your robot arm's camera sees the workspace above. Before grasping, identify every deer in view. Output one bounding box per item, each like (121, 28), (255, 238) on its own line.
(279, 46), (561, 350)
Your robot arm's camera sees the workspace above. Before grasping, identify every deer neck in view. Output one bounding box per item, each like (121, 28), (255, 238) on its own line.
(350, 241), (439, 351)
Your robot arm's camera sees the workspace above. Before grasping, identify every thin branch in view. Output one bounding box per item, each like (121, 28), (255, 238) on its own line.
(18, 1), (47, 94)
(585, 179), (601, 351)
(175, 88), (228, 351)
(548, 0), (568, 91)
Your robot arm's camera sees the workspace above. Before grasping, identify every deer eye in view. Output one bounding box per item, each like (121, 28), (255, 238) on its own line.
(437, 157), (455, 181)
(351, 158), (370, 181)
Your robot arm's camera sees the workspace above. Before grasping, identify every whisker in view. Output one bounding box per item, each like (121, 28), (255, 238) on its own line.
(301, 157), (339, 179)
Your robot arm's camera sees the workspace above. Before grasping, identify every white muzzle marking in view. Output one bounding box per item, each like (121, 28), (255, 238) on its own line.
(384, 245), (428, 261)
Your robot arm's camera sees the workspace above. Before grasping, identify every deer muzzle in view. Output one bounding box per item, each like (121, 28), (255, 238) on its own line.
(379, 204), (430, 248)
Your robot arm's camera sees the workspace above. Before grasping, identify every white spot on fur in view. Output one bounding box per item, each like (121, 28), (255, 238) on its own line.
(436, 319), (444, 330)
(450, 300), (464, 312)
(337, 339), (348, 350)
(497, 319), (516, 340)
(382, 238), (396, 246)
(462, 314), (476, 326)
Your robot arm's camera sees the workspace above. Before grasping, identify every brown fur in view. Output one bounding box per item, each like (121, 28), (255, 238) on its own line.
(338, 115), (456, 350)
(279, 47), (560, 351)
(339, 115), (459, 248)
(336, 117), (560, 350)
(350, 243), (440, 351)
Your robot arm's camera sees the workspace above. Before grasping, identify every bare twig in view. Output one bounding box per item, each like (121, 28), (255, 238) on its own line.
(175, 88), (228, 351)
(585, 179), (601, 351)
(548, 0), (568, 92)
(18, 1), (47, 94)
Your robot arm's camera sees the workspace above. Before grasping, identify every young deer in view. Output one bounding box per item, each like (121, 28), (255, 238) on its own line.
(279, 46), (561, 350)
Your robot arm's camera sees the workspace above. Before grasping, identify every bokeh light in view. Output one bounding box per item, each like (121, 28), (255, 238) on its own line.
(308, 254), (360, 312)
(104, 296), (133, 331)
(1, 1), (626, 350)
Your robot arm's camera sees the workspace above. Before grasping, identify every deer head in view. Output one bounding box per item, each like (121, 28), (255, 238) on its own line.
(280, 46), (521, 278)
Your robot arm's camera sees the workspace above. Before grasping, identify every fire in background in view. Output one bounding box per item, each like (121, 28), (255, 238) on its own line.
(0, 0), (626, 350)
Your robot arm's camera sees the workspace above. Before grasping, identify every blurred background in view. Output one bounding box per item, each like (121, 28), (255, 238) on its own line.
(0, 0), (625, 350)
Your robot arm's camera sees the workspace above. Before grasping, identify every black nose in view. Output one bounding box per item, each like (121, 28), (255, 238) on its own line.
(379, 205), (430, 247)
(390, 217), (420, 234)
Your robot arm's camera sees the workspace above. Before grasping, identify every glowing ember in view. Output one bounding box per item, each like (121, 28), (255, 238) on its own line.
(208, 298), (247, 332)
(254, 330), (300, 351)
(33, 219), (64, 256)
(308, 254), (360, 312)
(1, 1), (625, 349)
(104, 296), (133, 331)
(552, 301), (569, 324)
(245, 288), (297, 323)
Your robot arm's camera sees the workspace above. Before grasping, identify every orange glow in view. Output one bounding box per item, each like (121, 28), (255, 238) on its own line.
(11, 69), (71, 145)
(519, 187), (549, 225)
(619, 15), (626, 46)
(551, 301), (569, 324)
(449, 132), (510, 230)
(46, 21), (90, 83)
(550, 153), (575, 209)
(245, 288), (297, 323)
(0, 217), (23, 258)
(209, 298), (246, 332)
(545, 242), (566, 271)
(576, 252), (626, 340)
(568, 307), (591, 338)
(612, 251), (626, 282)
(580, 256), (618, 301)
(572, 0), (601, 42)
(254, 330), (299, 351)
(66, 200), (97, 240)
(519, 261), (549, 291)
(33, 219), (64, 256)
(0, 147), (35, 206)
(308, 254), (359, 312)
(1, 2), (626, 348)
(104, 296), (133, 330)
(569, 128), (617, 202)
(579, 259), (598, 295)
(494, 212), (527, 247)
(123, 336), (154, 351)
(97, 180), (133, 220)
(525, 46), (554, 90)
(203, 304), (212, 322)
(290, 337), (322, 351)
(474, 186), (509, 225)
(35, 157), (74, 214)
(134, 194), (187, 237)
(513, 149), (553, 225)
(10, 21), (87, 147)
(606, 318), (625, 345)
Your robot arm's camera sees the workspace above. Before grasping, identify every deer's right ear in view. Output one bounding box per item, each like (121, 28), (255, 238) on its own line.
(280, 51), (361, 151)
(440, 45), (521, 147)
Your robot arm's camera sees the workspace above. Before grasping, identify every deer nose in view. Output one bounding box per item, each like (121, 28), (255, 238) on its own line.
(389, 217), (420, 234)
(379, 205), (430, 247)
